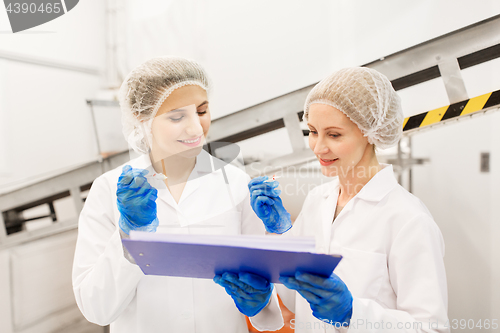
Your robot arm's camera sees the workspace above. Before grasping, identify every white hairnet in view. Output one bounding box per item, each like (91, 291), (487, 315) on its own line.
(304, 67), (403, 149)
(119, 56), (210, 154)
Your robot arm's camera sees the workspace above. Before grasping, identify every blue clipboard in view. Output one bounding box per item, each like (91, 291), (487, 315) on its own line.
(122, 232), (342, 283)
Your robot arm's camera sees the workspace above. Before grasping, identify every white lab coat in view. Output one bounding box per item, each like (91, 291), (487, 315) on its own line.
(72, 150), (283, 333)
(277, 165), (449, 333)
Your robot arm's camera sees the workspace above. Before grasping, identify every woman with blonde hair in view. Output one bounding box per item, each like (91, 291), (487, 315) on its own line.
(246, 67), (449, 332)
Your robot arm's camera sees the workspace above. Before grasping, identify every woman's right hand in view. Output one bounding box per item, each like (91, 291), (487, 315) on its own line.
(248, 176), (292, 234)
(279, 271), (352, 327)
(116, 165), (159, 235)
(214, 271), (273, 317)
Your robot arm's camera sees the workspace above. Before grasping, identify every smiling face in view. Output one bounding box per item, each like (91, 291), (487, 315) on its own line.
(150, 85), (210, 161)
(307, 103), (374, 178)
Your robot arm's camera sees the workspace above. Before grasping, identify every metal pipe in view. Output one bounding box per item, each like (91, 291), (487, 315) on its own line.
(0, 50), (101, 75)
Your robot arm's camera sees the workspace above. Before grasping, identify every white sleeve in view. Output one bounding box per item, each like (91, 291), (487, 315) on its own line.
(273, 191), (313, 315)
(72, 175), (144, 326)
(249, 287), (285, 331)
(276, 284), (296, 314)
(348, 214), (449, 333)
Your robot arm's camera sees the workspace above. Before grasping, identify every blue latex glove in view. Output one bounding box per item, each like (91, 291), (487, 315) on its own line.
(117, 165), (159, 235)
(214, 271), (273, 317)
(248, 176), (292, 234)
(279, 271), (352, 326)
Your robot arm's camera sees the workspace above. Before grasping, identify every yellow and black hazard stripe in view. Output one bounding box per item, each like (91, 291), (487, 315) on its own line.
(403, 89), (500, 132)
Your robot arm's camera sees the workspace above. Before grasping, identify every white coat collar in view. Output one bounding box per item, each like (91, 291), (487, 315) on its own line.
(321, 164), (398, 203)
(180, 149), (216, 203)
(192, 149), (218, 175)
(356, 164), (398, 202)
(131, 149), (217, 208)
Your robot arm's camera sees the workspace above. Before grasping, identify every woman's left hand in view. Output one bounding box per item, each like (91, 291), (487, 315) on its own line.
(279, 271), (352, 326)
